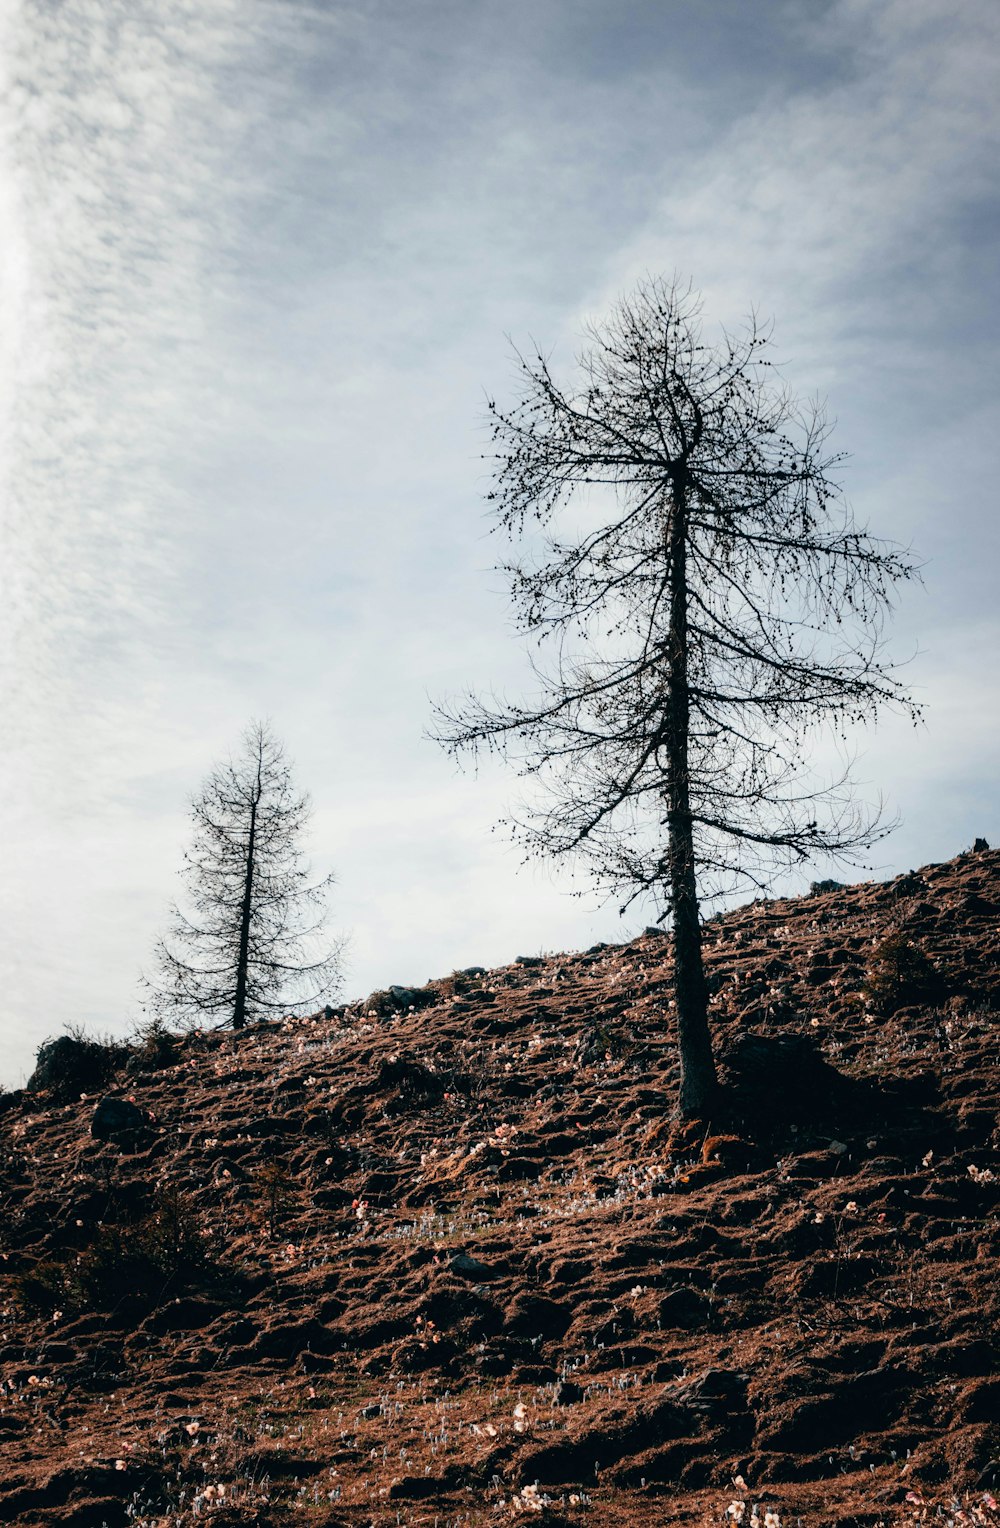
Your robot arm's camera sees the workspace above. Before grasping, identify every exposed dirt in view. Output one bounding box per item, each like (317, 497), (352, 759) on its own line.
(1, 849), (998, 1528)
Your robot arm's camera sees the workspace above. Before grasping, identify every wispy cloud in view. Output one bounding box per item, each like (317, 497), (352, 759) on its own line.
(0, 2), (251, 756)
(0, 0), (996, 1082)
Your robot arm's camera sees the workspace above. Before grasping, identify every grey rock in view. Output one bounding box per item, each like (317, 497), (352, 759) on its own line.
(450, 1251), (494, 1281)
(675, 1368), (748, 1414)
(362, 984), (436, 1018)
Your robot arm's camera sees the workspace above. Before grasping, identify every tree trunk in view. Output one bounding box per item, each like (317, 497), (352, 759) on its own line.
(665, 487), (718, 1118)
(232, 793), (258, 1030)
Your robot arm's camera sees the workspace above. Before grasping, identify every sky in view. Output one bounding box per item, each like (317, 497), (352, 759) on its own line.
(0, 0), (997, 1085)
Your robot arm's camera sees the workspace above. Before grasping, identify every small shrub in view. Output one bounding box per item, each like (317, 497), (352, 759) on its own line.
(127, 1015), (183, 1073)
(142, 1184), (207, 1277)
(255, 1161), (294, 1239)
(863, 932), (942, 1014)
(12, 1258), (67, 1314)
(13, 1185), (209, 1316)
(27, 1024), (128, 1102)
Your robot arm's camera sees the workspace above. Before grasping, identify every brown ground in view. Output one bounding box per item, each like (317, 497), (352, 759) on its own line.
(0, 849), (998, 1528)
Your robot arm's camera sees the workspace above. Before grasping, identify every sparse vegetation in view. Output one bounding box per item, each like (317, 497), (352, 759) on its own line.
(13, 1184), (213, 1316)
(863, 932), (942, 1014)
(127, 1015), (183, 1073)
(0, 852), (997, 1526)
(256, 1159), (295, 1239)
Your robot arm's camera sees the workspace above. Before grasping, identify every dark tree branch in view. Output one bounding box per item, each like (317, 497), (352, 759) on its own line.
(432, 276), (922, 1118)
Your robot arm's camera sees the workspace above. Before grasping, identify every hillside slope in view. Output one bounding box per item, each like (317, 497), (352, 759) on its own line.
(0, 849), (998, 1528)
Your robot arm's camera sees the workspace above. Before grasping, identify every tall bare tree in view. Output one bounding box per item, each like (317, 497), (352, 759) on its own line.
(148, 721), (342, 1030)
(434, 278), (921, 1116)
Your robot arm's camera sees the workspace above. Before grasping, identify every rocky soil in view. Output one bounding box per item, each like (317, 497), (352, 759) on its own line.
(0, 849), (998, 1528)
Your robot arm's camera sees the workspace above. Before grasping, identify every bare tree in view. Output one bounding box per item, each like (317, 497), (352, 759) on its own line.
(433, 278), (921, 1117)
(148, 720), (342, 1030)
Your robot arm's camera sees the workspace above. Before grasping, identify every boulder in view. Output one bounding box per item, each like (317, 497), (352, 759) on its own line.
(362, 984), (436, 1018)
(449, 1251), (495, 1281)
(673, 1367), (748, 1416)
(91, 1095), (152, 1142)
(29, 1035), (126, 1103)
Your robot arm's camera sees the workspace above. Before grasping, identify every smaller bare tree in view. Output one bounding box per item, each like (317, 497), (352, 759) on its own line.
(147, 720), (342, 1030)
